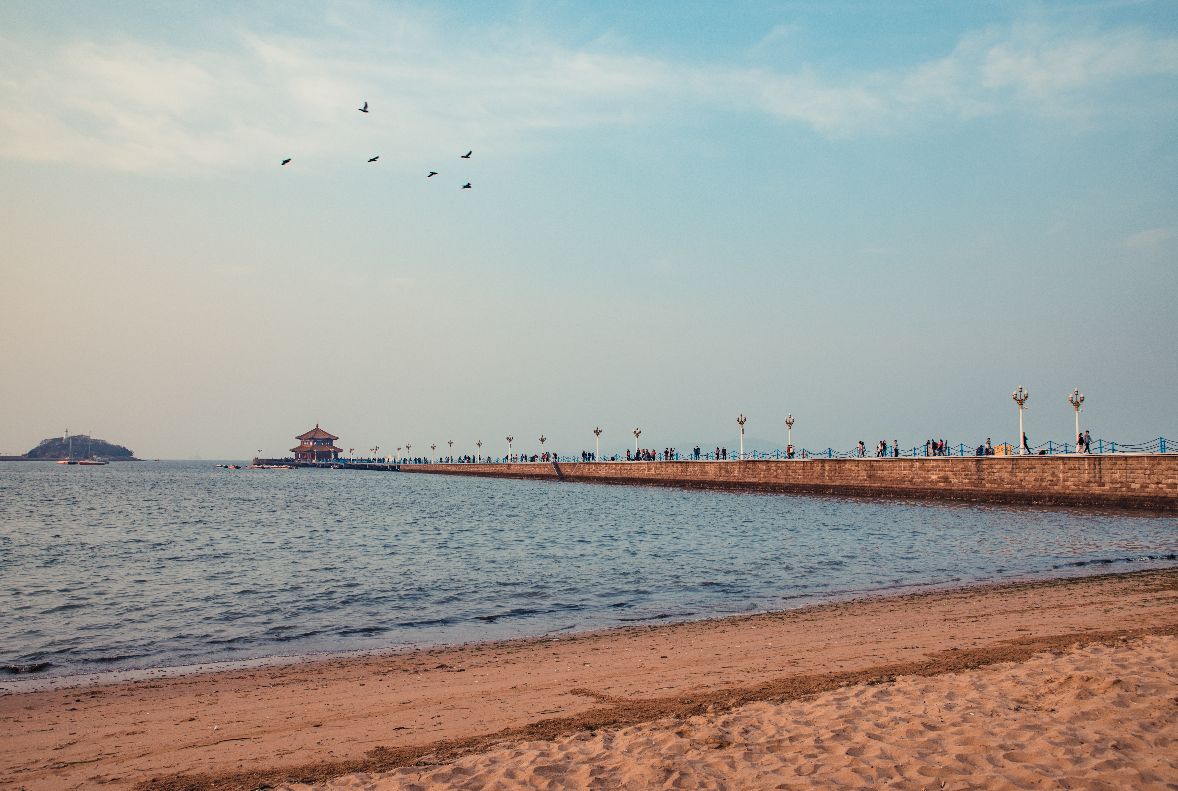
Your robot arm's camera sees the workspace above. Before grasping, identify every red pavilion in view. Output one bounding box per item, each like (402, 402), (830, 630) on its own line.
(291, 425), (342, 463)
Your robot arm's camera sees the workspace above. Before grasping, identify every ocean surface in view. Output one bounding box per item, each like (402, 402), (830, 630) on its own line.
(1, 460), (1175, 683)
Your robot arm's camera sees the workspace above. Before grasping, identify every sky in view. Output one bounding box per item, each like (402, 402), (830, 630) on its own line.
(1, 0), (1176, 459)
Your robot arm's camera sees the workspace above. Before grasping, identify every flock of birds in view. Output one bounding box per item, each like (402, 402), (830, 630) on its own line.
(280, 101), (473, 189)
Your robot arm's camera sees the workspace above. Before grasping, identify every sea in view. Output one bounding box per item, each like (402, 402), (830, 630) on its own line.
(1, 460), (1176, 685)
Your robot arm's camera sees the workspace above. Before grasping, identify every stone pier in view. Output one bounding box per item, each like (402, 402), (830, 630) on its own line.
(399, 455), (1178, 511)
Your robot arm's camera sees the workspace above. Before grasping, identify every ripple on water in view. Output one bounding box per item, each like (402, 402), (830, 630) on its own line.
(0, 461), (1176, 679)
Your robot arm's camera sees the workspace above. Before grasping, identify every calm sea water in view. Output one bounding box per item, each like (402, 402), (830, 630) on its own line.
(1, 460), (1175, 682)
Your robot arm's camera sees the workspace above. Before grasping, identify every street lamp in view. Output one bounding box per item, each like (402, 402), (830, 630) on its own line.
(737, 413), (747, 459)
(430, 443), (436, 460)
(538, 434), (546, 459)
(784, 414), (794, 451)
(448, 439), (453, 453)
(593, 426), (602, 460)
(1069, 388), (1085, 448)
(476, 439), (482, 461)
(633, 427), (642, 453)
(1012, 386), (1030, 454)
(405, 443), (412, 460)
(506, 436), (513, 459)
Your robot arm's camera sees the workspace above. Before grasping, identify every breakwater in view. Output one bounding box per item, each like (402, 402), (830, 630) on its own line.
(399, 455), (1178, 510)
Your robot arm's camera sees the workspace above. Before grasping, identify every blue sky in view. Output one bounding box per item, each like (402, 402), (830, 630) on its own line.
(1, 1), (1175, 458)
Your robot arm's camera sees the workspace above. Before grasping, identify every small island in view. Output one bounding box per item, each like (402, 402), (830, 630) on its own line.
(1, 434), (138, 461)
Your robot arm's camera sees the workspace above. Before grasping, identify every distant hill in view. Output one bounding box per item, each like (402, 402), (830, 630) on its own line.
(25, 435), (136, 460)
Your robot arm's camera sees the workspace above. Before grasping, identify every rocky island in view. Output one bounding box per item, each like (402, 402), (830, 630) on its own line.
(2, 435), (137, 461)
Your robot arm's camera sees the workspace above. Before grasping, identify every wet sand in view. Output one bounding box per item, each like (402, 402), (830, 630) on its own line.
(1, 569), (1175, 790)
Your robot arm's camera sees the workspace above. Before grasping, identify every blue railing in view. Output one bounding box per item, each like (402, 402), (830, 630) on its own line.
(367, 436), (1174, 464)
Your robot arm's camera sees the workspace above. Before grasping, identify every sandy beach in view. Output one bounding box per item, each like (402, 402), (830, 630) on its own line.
(2, 569), (1176, 790)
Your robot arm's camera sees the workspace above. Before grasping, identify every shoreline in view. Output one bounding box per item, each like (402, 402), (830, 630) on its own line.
(2, 568), (1175, 790)
(5, 557), (1177, 695)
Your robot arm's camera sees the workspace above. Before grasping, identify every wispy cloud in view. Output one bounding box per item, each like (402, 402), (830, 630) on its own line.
(1, 11), (1175, 173)
(1124, 227), (1175, 252)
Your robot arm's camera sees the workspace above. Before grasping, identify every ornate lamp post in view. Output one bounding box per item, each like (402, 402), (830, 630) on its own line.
(1068, 388), (1084, 448)
(1012, 386), (1030, 454)
(538, 434), (546, 459)
(430, 443), (436, 460)
(506, 436), (513, 459)
(633, 427), (642, 453)
(593, 426), (602, 460)
(448, 440), (453, 454)
(784, 414), (794, 450)
(737, 413), (747, 459)
(405, 442), (411, 459)
(476, 439), (482, 460)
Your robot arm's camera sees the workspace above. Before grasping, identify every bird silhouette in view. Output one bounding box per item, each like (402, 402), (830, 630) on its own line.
(461, 150), (472, 158)
(427, 171), (438, 177)
(368, 155), (379, 163)
(461, 182), (471, 189)
(359, 101), (369, 113)
(281, 158), (291, 166)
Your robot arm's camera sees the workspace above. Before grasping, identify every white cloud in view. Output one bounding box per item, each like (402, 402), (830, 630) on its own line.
(0, 13), (1175, 173)
(1124, 227), (1175, 251)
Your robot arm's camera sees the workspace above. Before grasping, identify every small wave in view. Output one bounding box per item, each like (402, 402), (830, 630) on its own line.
(477, 607), (543, 623)
(42, 602), (87, 614)
(396, 617), (455, 628)
(1053, 553), (1178, 570)
(1, 662), (53, 675)
(91, 654), (148, 665)
(336, 625), (388, 637)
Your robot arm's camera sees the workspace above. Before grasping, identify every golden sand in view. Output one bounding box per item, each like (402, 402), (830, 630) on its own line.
(1, 569), (1175, 790)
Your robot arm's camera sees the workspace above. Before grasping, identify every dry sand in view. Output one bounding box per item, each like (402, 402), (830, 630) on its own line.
(1, 569), (1176, 791)
(296, 634), (1178, 790)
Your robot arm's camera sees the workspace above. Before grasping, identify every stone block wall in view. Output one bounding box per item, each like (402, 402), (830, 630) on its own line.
(400, 455), (1178, 510)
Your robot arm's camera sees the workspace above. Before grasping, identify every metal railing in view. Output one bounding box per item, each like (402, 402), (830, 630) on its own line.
(370, 436), (1174, 464)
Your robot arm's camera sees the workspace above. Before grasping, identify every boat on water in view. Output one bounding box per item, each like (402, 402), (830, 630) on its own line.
(57, 430), (77, 464)
(77, 434), (108, 465)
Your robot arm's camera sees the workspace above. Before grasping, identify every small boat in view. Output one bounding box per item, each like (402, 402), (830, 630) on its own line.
(78, 435), (108, 464)
(58, 430), (77, 464)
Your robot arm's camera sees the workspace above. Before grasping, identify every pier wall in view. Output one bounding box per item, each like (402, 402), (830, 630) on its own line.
(399, 455), (1178, 510)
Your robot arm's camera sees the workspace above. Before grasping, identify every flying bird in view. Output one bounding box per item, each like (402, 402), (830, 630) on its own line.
(359, 101), (369, 113)
(281, 158), (291, 166)
(428, 171), (438, 177)
(368, 155), (379, 163)
(460, 150), (472, 159)
(461, 182), (471, 189)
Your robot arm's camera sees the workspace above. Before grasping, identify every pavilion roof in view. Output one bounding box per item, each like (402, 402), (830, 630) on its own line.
(296, 424), (339, 441)
(291, 443), (342, 453)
